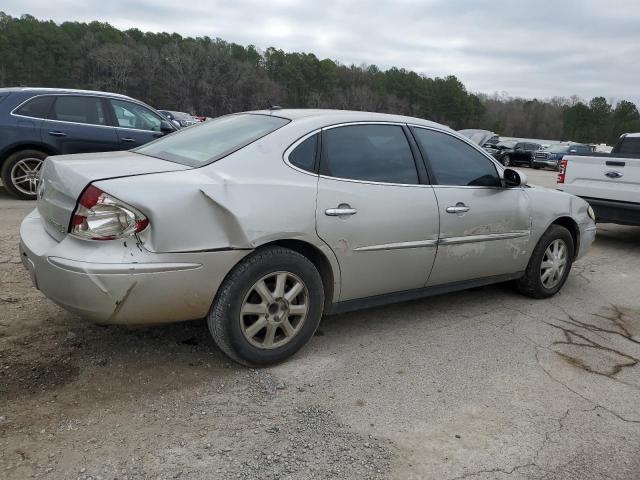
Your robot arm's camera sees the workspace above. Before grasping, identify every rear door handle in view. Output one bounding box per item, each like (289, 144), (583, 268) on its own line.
(446, 203), (470, 214)
(121, 137), (136, 143)
(48, 131), (67, 137)
(325, 205), (357, 217)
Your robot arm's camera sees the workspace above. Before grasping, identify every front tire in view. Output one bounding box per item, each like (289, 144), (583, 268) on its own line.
(517, 225), (574, 299)
(1, 149), (47, 200)
(207, 246), (324, 366)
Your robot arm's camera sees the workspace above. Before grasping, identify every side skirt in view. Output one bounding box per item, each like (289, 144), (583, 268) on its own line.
(326, 272), (524, 315)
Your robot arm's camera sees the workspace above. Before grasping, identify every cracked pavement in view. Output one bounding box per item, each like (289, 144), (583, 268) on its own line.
(1, 169), (639, 479)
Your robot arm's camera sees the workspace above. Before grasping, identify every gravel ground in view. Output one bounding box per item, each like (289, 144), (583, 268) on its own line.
(1, 168), (639, 479)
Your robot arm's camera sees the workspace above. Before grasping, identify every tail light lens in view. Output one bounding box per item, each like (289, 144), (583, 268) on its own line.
(70, 185), (149, 240)
(557, 159), (568, 184)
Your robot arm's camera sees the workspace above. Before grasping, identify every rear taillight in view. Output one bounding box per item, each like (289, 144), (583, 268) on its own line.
(70, 185), (149, 240)
(557, 159), (568, 184)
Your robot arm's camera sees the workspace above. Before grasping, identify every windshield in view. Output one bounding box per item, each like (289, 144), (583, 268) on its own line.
(497, 141), (517, 148)
(170, 111), (194, 121)
(136, 114), (290, 167)
(547, 145), (571, 153)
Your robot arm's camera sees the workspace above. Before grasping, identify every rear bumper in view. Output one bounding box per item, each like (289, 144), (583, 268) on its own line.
(580, 197), (640, 226)
(19, 209), (249, 324)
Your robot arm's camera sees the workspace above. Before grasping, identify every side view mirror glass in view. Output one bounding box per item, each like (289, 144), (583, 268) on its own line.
(503, 168), (527, 187)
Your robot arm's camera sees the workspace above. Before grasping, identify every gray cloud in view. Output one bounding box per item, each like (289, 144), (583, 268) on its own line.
(4, 0), (639, 104)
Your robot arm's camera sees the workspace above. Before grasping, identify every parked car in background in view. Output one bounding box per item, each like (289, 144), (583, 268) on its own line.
(458, 129), (499, 147)
(558, 133), (640, 225)
(494, 141), (541, 167)
(158, 110), (198, 128)
(20, 109), (596, 365)
(0, 87), (176, 199)
(193, 115), (208, 122)
(533, 143), (590, 170)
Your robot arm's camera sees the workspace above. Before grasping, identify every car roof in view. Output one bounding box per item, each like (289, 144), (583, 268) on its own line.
(0, 87), (133, 100)
(244, 108), (450, 130)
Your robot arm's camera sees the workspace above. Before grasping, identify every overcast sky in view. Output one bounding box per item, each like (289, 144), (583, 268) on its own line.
(4, 0), (639, 104)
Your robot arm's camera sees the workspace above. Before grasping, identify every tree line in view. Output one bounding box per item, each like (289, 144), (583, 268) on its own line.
(1, 13), (638, 145)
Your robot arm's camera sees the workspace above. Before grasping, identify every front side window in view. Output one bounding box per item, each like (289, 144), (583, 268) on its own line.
(111, 99), (163, 132)
(289, 134), (318, 172)
(50, 96), (106, 125)
(322, 124), (418, 184)
(135, 114), (290, 167)
(14, 95), (54, 119)
(412, 128), (501, 187)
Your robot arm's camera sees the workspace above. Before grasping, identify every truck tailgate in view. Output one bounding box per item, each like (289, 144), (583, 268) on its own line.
(561, 155), (640, 202)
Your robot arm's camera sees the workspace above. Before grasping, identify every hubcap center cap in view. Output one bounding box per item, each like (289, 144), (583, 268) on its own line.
(268, 299), (289, 322)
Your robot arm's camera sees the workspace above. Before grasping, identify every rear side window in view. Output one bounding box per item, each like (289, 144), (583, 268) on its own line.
(135, 114), (290, 167)
(617, 138), (640, 155)
(289, 134), (318, 172)
(14, 96), (54, 119)
(50, 96), (107, 125)
(321, 124), (418, 184)
(412, 128), (501, 187)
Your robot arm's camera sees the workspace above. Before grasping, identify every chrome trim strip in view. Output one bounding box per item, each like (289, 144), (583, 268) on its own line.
(48, 257), (202, 275)
(353, 239), (439, 251)
(438, 231), (530, 245)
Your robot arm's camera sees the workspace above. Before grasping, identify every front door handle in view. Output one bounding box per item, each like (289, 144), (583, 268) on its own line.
(48, 131), (67, 137)
(121, 137), (137, 143)
(325, 204), (357, 217)
(446, 203), (470, 214)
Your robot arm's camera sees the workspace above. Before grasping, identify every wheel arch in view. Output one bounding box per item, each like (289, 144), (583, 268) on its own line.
(0, 143), (58, 165)
(258, 238), (339, 309)
(549, 216), (580, 259)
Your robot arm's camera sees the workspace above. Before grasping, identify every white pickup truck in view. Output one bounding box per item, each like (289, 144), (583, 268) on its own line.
(557, 133), (640, 226)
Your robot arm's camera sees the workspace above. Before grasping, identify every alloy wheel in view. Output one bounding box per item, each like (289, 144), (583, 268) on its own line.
(503, 155), (511, 166)
(240, 271), (309, 349)
(540, 239), (568, 289)
(10, 158), (43, 196)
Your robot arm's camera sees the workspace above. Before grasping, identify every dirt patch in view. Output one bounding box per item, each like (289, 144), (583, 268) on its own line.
(0, 359), (80, 400)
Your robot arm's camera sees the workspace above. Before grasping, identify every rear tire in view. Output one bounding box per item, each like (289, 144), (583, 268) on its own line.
(1, 149), (47, 200)
(517, 225), (574, 299)
(207, 246), (324, 366)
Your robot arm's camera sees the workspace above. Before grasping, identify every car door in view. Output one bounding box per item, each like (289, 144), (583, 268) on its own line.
(108, 99), (167, 148)
(410, 126), (532, 286)
(315, 123), (440, 301)
(40, 95), (119, 154)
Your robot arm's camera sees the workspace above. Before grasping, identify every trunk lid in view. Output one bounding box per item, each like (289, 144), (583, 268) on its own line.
(37, 151), (190, 241)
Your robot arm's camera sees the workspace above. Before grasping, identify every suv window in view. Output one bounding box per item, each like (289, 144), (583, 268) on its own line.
(14, 95), (54, 118)
(50, 96), (107, 125)
(289, 134), (318, 172)
(322, 124), (418, 184)
(412, 128), (501, 187)
(110, 99), (163, 132)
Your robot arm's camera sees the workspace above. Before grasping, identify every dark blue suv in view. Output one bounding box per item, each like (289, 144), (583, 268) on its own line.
(0, 88), (176, 199)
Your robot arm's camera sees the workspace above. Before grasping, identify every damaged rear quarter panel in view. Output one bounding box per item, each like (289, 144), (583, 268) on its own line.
(92, 138), (321, 255)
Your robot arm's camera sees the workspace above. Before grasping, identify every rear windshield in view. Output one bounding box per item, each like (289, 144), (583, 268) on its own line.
(547, 145), (571, 153)
(617, 137), (640, 155)
(135, 114), (289, 167)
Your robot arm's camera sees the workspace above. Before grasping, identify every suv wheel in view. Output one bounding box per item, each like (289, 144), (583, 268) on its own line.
(1, 150), (47, 200)
(502, 155), (511, 166)
(517, 225), (574, 299)
(208, 246), (325, 366)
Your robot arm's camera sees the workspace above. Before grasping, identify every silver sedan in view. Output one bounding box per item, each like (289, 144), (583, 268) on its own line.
(19, 109), (597, 365)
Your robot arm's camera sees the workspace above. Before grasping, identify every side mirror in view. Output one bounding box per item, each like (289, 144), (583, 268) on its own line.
(160, 120), (175, 134)
(503, 168), (527, 187)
